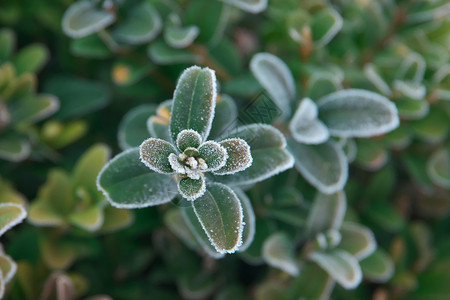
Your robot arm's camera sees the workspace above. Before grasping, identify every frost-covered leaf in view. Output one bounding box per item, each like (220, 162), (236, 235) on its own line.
(311, 8), (343, 47)
(0, 252), (17, 285)
(0, 134), (30, 162)
(164, 13), (199, 49)
(393, 80), (426, 99)
(178, 177), (206, 201)
(192, 183), (243, 254)
(118, 105), (157, 150)
(69, 204), (104, 232)
(363, 63), (392, 96)
(198, 141), (228, 171)
(306, 191), (346, 236)
(209, 94), (238, 139)
(234, 188), (255, 252)
(181, 206), (225, 259)
(262, 232), (299, 276)
(220, 0), (267, 14)
(339, 222), (376, 260)
(177, 129), (202, 152)
(211, 124), (293, 185)
(147, 100), (172, 141)
(360, 248), (394, 283)
(214, 138), (251, 175)
(288, 139), (348, 194)
(396, 52), (426, 83)
(396, 97), (429, 120)
(317, 89), (399, 138)
(139, 138), (177, 174)
(289, 98), (329, 144)
(170, 66), (216, 142)
(427, 148), (450, 188)
(112, 2), (161, 45)
(97, 148), (178, 208)
(0, 203), (26, 237)
(147, 40), (200, 65)
(310, 250), (362, 289)
(250, 53), (295, 117)
(62, 0), (115, 38)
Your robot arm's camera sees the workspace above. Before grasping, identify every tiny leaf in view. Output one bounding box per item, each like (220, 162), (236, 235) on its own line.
(177, 129), (202, 152)
(198, 141), (228, 171)
(214, 138), (251, 175)
(140, 138), (177, 174)
(289, 98), (329, 144)
(339, 222), (377, 260)
(178, 177), (206, 201)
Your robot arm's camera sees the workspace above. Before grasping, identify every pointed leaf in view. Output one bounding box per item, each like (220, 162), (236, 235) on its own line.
(177, 129), (202, 152)
(427, 148), (450, 188)
(220, 0), (267, 13)
(339, 222), (376, 260)
(170, 66), (217, 142)
(0, 203), (26, 237)
(250, 53), (295, 117)
(317, 89), (399, 138)
(198, 141), (228, 171)
(306, 191), (346, 235)
(97, 148), (178, 208)
(118, 104), (157, 150)
(211, 124), (294, 185)
(140, 138), (177, 174)
(178, 177), (206, 201)
(262, 232), (299, 276)
(62, 0), (115, 38)
(360, 249), (394, 283)
(288, 139), (348, 194)
(310, 250), (362, 289)
(233, 188), (255, 252)
(289, 98), (329, 144)
(112, 2), (161, 45)
(192, 183), (244, 254)
(214, 138), (251, 175)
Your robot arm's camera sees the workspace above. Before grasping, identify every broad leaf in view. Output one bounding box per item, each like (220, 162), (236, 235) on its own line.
(289, 98), (329, 144)
(396, 97), (429, 120)
(70, 34), (111, 58)
(118, 104), (157, 150)
(0, 29), (14, 62)
(140, 138), (177, 174)
(99, 205), (134, 233)
(220, 0), (268, 14)
(262, 232), (299, 276)
(165, 209), (199, 251)
(307, 73), (342, 100)
(170, 66), (217, 142)
(360, 249), (394, 283)
(97, 148), (178, 208)
(310, 250), (362, 289)
(62, 0), (115, 38)
(317, 89), (399, 138)
(339, 222), (376, 260)
(192, 183), (243, 254)
(250, 53), (295, 117)
(0, 203), (26, 237)
(213, 124), (293, 185)
(112, 2), (161, 45)
(306, 191), (346, 236)
(288, 139), (348, 194)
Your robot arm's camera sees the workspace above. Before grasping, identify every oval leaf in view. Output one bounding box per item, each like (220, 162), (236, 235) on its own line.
(170, 66), (217, 142)
(289, 98), (329, 144)
(178, 177), (206, 201)
(360, 249), (394, 283)
(97, 148), (178, 208)
(339, 222), (377, 260)
(427, 148), (450, 188)
(177, 129), (202, 152)
(262, 232), (300, 276)
(198, 141), (228, 171)
(250, 53), (295, 117)
(214, 138), (251, 175)
(0, 203), (27, 237)
(317, 89), (399, 138)
(306, 191), (347, 236)
(192, 183), (244, 254)
(164, 14), (199, 49)
(140, 138), (177, 174)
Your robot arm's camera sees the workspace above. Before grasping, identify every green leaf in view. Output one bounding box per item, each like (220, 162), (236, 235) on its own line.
(317, 89), (399, 138)
(28, 198), (65, 227)
(164, 13), (199, 49)
(396, 52), (426, 83)
(427, 148), (450, 188)
(177, 129), (202, 152)
(118, 104), (157, 150)
(306, 191), (346, 236)
(147, 100), (172, 141)
(99, 205), (134, 233)
(70, 34), (111, 58)
(72, 144), (110, 196)
(0, 134), (30, 162)
(140, 138), (177, 174)
(112, 2), (161, 45)
(311, 8), (343, 47)
(170, 66), (217, 142)
(208, 94), (238, 140)
(250, 53), (295, 117)
(219, 0), (267, 13)
(211, 124), (294, 185)
(339, 222), (376, 260)
(396, 97), (429, 120)
(181, 205), (225, 259)
(69, 204), (104, 231)
(13, 44), (49, 75)
(0, 203), (26, 237)
(0, 179), (25, 205)
(360, 249), (394, 283)
(366, 201), (405, 232)
(363, 63), (392, 96)
(0, 252), (17, 285)
(165, 208), (199, 251)
(0, 29), (15, 62)
(62, 0), (115, 38)
(43, 75), (109, 120)
(97, 148), (178, 208)
(411, 107), (449, 143)
(393, 80), (426, 99)
(310, 249), (362, 289)
(288, 139), (348, 194)
(289, 98), (329, 144)
(214, 138), (251, 175)
(233, 188), (255, 252)
(291, 262), (335, 300)
(147, 40), (200, 65)
(198, 141), (228, 171)
(355, 139), (388, 171)
(262, 232), (299, 276)
(307, 73), (342, 100)
(192, 183), (243, 254)
(178, 177), (206, 201)
(9, 94), (59, 124)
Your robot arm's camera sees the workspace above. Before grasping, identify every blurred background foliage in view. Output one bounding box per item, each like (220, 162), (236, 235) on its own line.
(0, 0), (449, 299)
